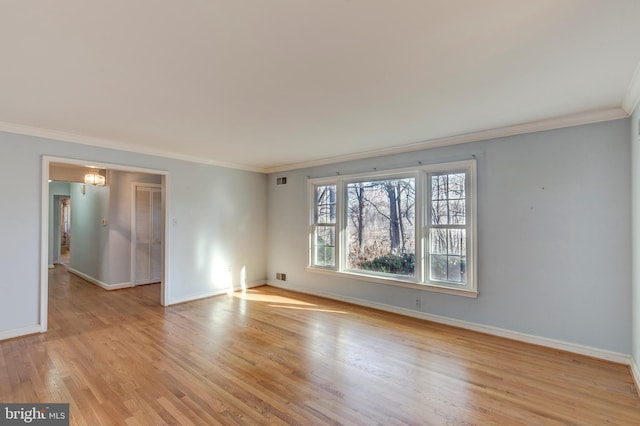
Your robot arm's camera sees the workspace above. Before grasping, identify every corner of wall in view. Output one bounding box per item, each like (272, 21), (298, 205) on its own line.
(631, 106), (640, 374)
(631, 357), (640, 397)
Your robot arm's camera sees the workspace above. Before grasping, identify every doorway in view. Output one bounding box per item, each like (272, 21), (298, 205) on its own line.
(41, 156), (170, 333)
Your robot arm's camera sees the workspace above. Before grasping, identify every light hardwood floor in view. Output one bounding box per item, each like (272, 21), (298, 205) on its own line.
(1, 265), (639, 425)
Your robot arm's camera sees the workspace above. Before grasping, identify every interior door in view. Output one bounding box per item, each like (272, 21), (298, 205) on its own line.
(134, 185), (162, 285)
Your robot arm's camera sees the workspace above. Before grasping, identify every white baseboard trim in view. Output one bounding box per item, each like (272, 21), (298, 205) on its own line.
(68, 268), (132, 291)
(167, 280), (267, 306)
(48, 264), (54, 269)
(631, 358), (640, 395)
(105, 281), (134, 290)
(0, 324), (42, 341)
(267, 282), (631, 365)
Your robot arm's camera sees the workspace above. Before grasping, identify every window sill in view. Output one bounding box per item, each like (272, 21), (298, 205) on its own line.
(306, 267), (478, 298)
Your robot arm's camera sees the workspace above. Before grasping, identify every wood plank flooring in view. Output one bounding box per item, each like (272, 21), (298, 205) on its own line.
(1, 264), (639, 425)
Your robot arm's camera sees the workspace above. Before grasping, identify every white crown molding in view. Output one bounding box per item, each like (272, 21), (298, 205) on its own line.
(267, 282), (632, 365)
(623, 61), (640, 115)
(0, 121), (268, 174)
(0, 107), (629, 175)
(266, 107), (629, 173)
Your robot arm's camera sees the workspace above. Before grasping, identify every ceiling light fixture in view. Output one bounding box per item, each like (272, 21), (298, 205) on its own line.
(84, 168), (106, 186)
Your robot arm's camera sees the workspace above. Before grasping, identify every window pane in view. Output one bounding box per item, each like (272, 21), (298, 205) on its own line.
(432, 201), (448, 225)
(450, 200), (466, 225)
(448, 173), (465, 199)
(430, 228), (448, 254)
(447, 256), (464, 283)
(314, 226), (335, 266)
(431, 172), (467, 225)
(432, 175), (448, 200)
(316, 246), (335, 266)
(346, 178), (415, 276)
(430, 255), (448, 281)
(316, 185), (336, 224)
(448, 229), (466, 255)
(429, 229), (467, 284)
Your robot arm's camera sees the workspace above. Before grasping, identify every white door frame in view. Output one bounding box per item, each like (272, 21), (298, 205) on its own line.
(41, 156), (171, 332)
(131, 182), (163, 286)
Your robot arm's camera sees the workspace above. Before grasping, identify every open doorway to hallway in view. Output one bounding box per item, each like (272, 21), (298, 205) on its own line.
(41, 156), (170, 333)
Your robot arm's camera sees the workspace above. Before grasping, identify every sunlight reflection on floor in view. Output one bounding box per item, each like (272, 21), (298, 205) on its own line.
(267, 304), (347, 314)
(232, 290), (348, 314)
(233, 291), (314, 305)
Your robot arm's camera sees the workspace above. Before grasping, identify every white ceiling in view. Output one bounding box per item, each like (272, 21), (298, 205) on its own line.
(1, 1), (640, 173)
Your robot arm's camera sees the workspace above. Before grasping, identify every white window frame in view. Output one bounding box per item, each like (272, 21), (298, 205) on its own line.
(309, 179), (339, 270)
(422, 160), (477, 295)
(307, 159), (477, 298)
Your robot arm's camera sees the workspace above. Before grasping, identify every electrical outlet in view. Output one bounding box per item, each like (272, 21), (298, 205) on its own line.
(415, 298), (421, 308)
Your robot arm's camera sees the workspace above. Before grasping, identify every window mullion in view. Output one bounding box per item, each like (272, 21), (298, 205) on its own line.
(337, 178), (345, 272)
(416, 171), (425, 284)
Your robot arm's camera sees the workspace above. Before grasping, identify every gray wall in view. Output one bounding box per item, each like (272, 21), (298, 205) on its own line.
(69, 182), (110, 282)
(0, 130), (268, 336)
(268, 119), (632, 354)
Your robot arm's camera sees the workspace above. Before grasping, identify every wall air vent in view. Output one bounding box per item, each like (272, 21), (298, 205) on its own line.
(276, 176), (288, 185)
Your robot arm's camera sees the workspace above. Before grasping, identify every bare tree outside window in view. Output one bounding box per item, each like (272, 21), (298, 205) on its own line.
(346, 178), (415, 276)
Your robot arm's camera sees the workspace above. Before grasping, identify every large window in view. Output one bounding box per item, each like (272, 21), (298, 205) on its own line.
(346, 177), (415, 277)
(308, 160), (477, 296)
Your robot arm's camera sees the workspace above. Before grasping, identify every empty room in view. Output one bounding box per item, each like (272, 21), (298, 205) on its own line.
(2, 1), (640, 424)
